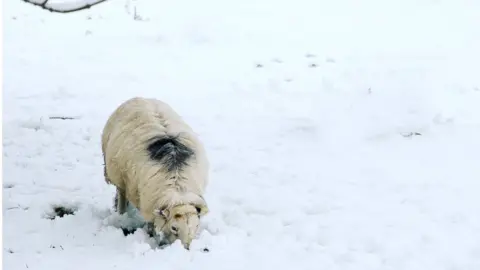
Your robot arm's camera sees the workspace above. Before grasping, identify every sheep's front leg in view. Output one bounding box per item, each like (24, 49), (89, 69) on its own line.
(116, 188), (127, 215)
(145, 222), (162, 246)
(144, 222), (170, 248)
(144, 222), (156, 237)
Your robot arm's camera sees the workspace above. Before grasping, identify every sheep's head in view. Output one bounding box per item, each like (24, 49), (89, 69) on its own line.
(153, 203), (208, 250)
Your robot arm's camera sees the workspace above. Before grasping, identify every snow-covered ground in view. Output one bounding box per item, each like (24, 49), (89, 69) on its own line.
(3, 0), (480, 269)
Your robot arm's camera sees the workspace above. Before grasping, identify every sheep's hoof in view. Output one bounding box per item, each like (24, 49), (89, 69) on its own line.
(121, 227), (138, 236)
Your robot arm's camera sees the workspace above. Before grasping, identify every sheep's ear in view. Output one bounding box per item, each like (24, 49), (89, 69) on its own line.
(154, 208), (169, 218)
(195, 204), (209, 217)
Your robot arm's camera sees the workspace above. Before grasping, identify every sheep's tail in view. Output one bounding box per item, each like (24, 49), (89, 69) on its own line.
(146, 134), (195, 173)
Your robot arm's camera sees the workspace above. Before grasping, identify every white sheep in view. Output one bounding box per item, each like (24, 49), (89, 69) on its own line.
(101, 97), (209, 250)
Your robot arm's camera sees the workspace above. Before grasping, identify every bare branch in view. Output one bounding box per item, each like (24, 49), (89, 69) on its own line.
(21, 0), (110, 14)
(49, 116), (79, 120)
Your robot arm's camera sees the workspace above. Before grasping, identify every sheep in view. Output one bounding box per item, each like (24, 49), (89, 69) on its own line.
(101, 97), (210, 250)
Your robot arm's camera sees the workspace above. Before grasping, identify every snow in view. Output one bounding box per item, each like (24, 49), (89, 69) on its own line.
(3, 0), (480, 269)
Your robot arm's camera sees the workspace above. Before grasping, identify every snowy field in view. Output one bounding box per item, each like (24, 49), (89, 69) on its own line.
(3, 0), (480, 269)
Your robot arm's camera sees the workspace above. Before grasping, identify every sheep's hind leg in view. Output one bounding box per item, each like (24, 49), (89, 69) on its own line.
(115, 188), (127, 215)
(113, 192), (119, 212)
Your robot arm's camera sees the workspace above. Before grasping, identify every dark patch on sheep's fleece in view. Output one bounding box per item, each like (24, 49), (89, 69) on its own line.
(146, 134), (195, 173)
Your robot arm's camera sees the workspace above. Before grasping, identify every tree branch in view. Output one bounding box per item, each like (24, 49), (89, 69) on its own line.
(21, 0), (110, 14)
(49, 116), (79, 120)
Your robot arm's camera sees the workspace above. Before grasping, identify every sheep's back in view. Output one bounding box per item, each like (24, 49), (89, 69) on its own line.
(101, 97), (209, 212)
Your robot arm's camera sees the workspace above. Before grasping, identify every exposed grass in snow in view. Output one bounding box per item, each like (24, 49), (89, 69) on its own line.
(3, 0), (480, 269)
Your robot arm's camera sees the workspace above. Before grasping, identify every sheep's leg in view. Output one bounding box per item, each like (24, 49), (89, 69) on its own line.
(144, 222), (169, 247)
(113, 191), (120, 212)
(103, 155), (111, 184)
(116, 188), (127, 215)
(158, 236), (172, 248)
(144, 222), (156, 237)
(113, 192), (117, 211)
(104, 161), (121, 213)
(104, 157), (129, 215)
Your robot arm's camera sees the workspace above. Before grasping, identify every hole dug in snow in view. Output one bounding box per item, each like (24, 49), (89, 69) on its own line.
(44, 205), (79, 220)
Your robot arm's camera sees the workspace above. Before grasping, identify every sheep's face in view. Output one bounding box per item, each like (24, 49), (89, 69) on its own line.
(153, 204), (208, 250)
